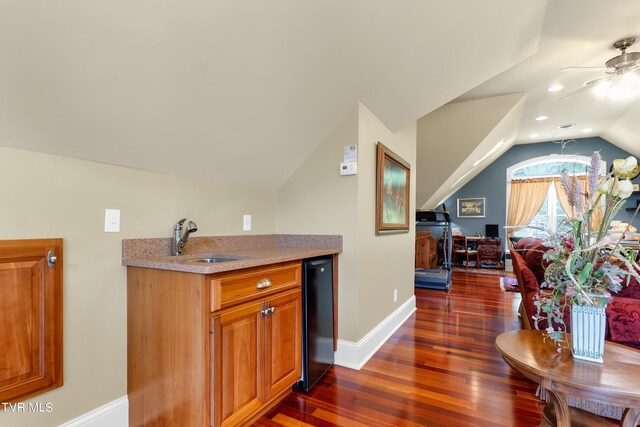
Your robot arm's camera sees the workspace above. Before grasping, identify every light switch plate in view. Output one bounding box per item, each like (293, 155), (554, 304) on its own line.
(243, 214), (252, 232)
(104, 209), (120, 233)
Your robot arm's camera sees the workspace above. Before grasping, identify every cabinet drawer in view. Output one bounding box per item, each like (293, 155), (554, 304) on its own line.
(210, 261), (301, 312)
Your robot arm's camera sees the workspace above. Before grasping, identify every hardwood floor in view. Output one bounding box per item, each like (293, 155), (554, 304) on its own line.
(255, 271), (544, 426)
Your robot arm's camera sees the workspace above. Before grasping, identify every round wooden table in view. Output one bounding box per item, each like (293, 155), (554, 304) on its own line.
(496, 330), (640, 427)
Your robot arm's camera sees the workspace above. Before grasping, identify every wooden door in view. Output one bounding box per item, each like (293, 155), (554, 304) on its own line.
(264, 290), (301, 400)
(0, 239), (63, 403)
(212, 300), (265, 427)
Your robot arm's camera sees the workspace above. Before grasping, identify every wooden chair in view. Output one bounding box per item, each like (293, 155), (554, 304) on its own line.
(477, 238), (503, 268)
(452, 236), (479, 269)
(415, 230), (437, 269)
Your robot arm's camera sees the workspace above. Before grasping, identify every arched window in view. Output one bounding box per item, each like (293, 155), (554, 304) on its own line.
(506, 154), (606, 238)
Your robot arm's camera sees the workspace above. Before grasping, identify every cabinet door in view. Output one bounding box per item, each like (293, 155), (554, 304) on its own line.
(212, 300), (265, 427)
(0, 239), (63, 403)
(264, 290), (301, 400)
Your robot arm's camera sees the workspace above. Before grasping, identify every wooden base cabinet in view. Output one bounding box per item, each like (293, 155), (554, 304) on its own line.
(128, 261), (302, 427)
(0, 239), (63, 403)
(213, 301), (264, 427)
(212, 290), (301, 427)
(264, 291), (301, 399)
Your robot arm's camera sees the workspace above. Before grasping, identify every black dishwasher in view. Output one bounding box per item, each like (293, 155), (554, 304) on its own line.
(297, 256), (334, 392)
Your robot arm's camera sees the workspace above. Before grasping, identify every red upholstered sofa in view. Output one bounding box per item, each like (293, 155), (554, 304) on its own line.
(511, 237), (640, 350)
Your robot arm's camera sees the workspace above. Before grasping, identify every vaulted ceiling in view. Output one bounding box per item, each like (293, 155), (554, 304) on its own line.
(457, 0), (640, 153)
(0, 0), (547, 189)
(417, 0), (640, 208)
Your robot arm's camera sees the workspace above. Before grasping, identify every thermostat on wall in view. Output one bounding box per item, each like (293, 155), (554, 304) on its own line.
(340, 162), (357, 176)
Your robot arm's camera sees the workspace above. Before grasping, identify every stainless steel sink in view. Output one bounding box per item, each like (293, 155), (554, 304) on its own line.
(192, 257), (237, 263)
(187, 255), (250, 263)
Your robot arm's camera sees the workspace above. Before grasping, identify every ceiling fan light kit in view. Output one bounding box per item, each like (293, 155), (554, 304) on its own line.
(594, 71), (640, 99)
(562, 37), (640, 100)
(605, 38), (640, 69)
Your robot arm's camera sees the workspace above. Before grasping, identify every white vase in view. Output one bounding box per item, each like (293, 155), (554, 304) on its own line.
(570, 302), (607, 363)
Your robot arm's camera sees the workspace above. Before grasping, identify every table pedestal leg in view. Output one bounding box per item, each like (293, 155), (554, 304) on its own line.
(547, 390), (571, 427)
(540, 391), (615, 427)
(621, 408), (640, 427)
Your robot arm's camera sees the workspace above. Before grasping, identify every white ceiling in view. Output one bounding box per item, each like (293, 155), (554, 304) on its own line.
(0, 0), (547, 189)
(457, 0), (640, 157)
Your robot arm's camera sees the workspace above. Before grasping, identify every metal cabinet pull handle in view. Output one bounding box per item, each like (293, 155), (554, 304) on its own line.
(261, 302), (275, 317)
(47, 250), (57, 268)
(256, 278), (272, 289)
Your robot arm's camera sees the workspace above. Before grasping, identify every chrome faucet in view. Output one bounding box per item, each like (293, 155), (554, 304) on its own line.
(172, 218), (198, 255)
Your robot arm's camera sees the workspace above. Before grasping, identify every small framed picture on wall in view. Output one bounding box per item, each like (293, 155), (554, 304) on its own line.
(457, 197), (486, 218)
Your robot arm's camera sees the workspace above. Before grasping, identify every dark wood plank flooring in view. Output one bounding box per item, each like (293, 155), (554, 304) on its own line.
(256, 271), (543, 426)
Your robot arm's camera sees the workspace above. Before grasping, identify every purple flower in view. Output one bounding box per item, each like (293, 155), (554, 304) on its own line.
(560, 170), (573, 207)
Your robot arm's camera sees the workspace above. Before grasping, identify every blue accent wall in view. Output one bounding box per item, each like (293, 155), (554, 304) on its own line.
(443, 137), (640, 239)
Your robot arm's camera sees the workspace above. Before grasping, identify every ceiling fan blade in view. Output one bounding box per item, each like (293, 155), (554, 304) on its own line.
(560, 77), (610, 100)
(559, 66), (612, 72)
(626, 61), (640, 72)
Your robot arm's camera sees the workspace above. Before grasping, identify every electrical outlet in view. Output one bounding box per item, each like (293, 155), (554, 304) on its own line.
(394, 289), (398, 303)
(243, 214), (252, 232)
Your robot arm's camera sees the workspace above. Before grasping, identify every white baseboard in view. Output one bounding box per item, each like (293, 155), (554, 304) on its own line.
(334, 295), (416, 370)
(58, 396), (128, 427)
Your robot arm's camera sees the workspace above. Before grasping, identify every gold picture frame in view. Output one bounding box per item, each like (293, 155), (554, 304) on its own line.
(376, 142), (410, 234)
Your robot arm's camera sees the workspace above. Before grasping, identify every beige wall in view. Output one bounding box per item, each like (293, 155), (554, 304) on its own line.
(276, 107), (360, 341)
(416, 93), (524, 209)
(0, 146), (276, 427)
(356, 104), (416, 339)
(276, 103), (416, 343)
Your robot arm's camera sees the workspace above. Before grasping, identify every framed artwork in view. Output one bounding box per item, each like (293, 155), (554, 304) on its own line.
(457, 197), (486, 218)
(376, 142), (410, 234)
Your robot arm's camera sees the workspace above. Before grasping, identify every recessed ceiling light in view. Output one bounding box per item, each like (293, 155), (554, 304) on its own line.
(530, 133), (540, 138)
(582, 128), (593, 133)
(535, 115), (549, 121)
(548, 84), (564, 92)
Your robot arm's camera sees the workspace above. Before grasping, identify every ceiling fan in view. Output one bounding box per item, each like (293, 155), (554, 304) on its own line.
(560, 37), (640, 100)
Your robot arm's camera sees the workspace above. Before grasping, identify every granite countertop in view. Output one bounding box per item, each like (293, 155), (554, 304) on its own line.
(122, 234), (342, 274)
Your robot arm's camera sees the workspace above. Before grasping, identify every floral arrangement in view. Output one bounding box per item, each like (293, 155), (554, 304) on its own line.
(533, 152), (640, 347)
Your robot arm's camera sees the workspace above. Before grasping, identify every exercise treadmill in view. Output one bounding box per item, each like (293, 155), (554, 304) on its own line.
(415, 210), (452, 291)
